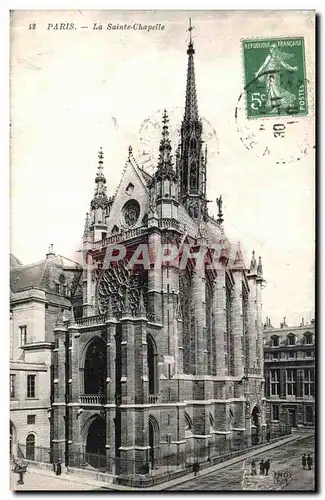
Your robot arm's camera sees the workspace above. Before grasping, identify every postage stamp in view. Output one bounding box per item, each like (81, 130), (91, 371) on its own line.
(242, 37), (308, 119)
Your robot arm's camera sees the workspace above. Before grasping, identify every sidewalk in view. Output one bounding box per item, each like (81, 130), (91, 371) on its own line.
(104, 431), (313, 491)
(10, 467), (108, 491)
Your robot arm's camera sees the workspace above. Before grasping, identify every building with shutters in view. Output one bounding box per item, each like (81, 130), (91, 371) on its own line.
(263, 317), (315, 429)
(48, 23), (267, 482)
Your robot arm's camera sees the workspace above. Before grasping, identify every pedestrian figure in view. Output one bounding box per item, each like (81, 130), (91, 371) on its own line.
(13, 460), (27, 486)
(251, 459), (257, 475)
(302, 454), (307, 469)
(259, 459), (265, 475)
(193, 462), (200, 476)
(18, 467), (25, 485)
(56, 458), (62, 476)
(266, 430), (271, 443)
(307, 454), (313, 470)
(264, 459), (271, 476)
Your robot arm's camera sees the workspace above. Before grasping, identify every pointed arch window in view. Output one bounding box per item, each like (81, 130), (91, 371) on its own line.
(225, 278), (233, 376)
(179, 268), (195, 374)
(189, 161), (198, 192)
(83, 337), (107, 395)
(205, 272), (214, 375)
(147, 334), (158, 396)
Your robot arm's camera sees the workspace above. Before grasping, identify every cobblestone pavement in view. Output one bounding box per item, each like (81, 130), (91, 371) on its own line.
(170, 434), (315, 491)
(10, 469), (105, 491)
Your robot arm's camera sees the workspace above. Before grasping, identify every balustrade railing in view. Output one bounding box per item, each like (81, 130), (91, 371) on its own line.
(158, 218), (180, 230)
(93, 226), (147, 248)
(244, 367), (262, 375)
(76, 314), (106, 327)
(79, 394), (107, 405)
(148, 394), (159, 404)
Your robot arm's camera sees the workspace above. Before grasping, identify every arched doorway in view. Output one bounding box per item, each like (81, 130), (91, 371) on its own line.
(147, 335), (158, 397)
(251, 406), (260, 445)
(85, 416), (106, 468)
(26, 433), (35, 461)
(83, 337), (107, 395)
(149, 416), (159, 469)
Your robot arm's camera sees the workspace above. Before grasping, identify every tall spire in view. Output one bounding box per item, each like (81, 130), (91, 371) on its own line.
(184, 18), (199, 121)
(154, 110), (177, 182)
(179, 19), (207, 220)
(257, 256), (263, 278)
(91, 147), (109, 210)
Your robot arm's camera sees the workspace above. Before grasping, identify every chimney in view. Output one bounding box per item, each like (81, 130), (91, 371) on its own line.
(280, 317), (287, 329)
(46, 244), (55, 259)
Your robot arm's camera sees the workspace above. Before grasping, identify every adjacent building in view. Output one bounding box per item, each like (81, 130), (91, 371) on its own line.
(264, 317), (315, 429)
(10, 249), (82, 460)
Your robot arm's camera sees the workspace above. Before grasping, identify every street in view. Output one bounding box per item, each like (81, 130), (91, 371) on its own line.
(170, 434), (315, 491)
(9, 434), (315, 492)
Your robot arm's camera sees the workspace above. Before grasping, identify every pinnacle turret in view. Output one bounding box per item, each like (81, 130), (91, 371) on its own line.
(257, 256), (263, 277)
(138, 290), (147, 318)
(69, 307), (77, 327)
(234, 242), (244, 267)
(55, 308), (64, 328)
(122, 288), (132, 317)
(83, 212), (90, 238)
(154, 110), (177, 182)
(91, 147), (109, 210)
(250, 250), (257, 272)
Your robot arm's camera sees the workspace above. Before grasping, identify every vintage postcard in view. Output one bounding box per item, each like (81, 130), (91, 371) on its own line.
(10, 10), (315, 492)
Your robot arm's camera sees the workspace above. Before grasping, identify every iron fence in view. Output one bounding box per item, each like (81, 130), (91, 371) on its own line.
(16, 444), (53, 464)
(13, 424), (292, 477)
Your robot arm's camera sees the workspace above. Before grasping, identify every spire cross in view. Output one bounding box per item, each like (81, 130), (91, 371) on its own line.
(187, 18), (195, 43)
(162, 109), (169, 126)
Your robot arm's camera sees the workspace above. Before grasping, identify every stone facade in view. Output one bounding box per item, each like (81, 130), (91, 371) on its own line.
(50, 29), (266, 479)
(264, 318), (315, 429)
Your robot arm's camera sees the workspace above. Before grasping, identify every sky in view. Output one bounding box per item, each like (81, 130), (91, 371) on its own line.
(10, 10), (315, 328)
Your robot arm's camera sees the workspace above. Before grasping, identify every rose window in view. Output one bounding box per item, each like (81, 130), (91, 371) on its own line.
(96, 262), (147, 317)
(122, 199), (140, 228)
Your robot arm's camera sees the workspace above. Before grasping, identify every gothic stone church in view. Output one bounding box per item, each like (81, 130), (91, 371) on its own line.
(52, 30), (266, 479)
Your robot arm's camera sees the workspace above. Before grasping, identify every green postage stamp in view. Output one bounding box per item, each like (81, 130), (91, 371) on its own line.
(242, 37), (307, 119)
